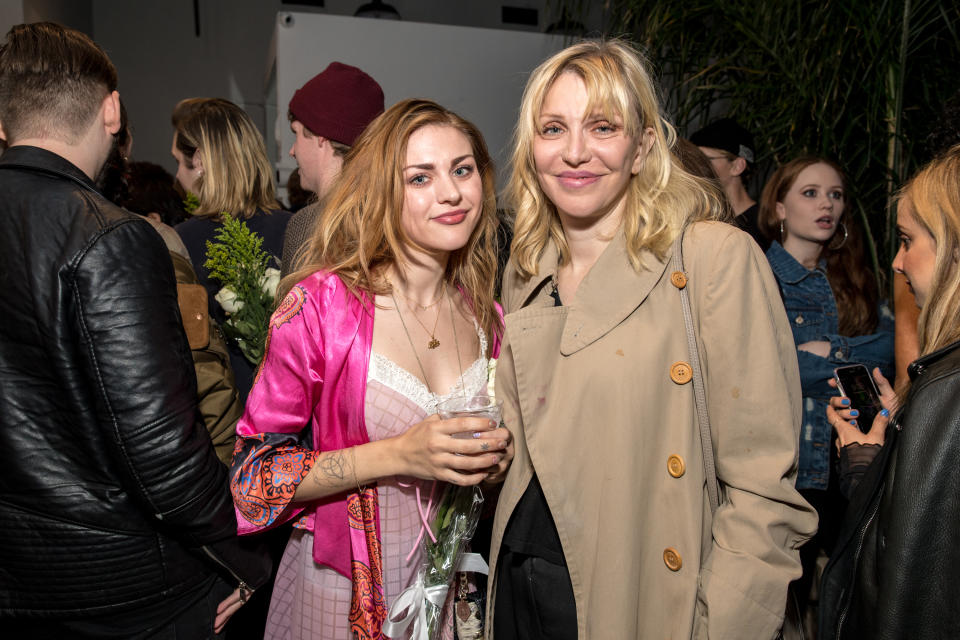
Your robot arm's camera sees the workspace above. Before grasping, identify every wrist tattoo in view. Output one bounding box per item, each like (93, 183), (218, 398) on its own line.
(313, 449), (354, 487)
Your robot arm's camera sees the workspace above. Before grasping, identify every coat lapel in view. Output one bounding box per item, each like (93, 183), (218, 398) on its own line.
(560, 230), (671, 355)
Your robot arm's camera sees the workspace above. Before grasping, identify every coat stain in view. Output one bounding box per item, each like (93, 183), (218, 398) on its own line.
(615, 349), (624, 356)
(731, 386), (740, 399)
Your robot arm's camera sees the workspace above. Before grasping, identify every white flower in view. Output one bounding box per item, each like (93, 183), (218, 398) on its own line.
(215, 285), (244, 314)
(487, 357), (497, 399)
(260, 267), (281, 299)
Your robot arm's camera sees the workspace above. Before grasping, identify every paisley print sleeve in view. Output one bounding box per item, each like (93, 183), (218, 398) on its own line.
(230, 283), (324, 531)
(231, 431), (317, 529)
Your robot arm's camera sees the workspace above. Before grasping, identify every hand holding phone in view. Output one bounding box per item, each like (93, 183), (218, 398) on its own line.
(833, 364), (883, 434)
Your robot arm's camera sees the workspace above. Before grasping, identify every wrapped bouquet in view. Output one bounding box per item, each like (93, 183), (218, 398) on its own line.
(384, 393), (500, 640)
(203, 216), (280, 365)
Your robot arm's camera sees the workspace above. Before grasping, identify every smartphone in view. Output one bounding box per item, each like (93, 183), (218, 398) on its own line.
(833, 364), (883, 434)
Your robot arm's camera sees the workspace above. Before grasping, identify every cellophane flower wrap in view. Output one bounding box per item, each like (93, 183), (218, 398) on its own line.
(203, 215), (279, 365)
(386, 375), (500, 639)
(420, 482), (484, 638)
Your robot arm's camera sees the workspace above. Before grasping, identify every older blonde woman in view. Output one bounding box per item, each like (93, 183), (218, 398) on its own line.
(489, 40), (817, 639)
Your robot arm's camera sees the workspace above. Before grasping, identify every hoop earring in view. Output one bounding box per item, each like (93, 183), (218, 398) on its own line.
(828, 221), (848, 250)
(779, 220), (785, 242)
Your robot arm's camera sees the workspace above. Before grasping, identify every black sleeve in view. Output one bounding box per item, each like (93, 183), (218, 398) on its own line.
(72, 218), (237, 546)
(836, 443), (882, 498)
(874, 374), (960, 637)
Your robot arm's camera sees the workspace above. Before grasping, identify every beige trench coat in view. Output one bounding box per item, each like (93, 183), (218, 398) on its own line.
(488, 222), (818, 639)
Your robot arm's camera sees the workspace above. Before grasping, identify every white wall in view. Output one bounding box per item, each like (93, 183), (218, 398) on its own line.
(270, 12), (565, 187)
(88, 0), (594, 178)
(92, 0), (280, 173)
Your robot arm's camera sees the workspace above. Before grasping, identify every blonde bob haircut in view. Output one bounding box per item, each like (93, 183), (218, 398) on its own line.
(901, 144), (960, 357)
(172, 97), (279, 219)
(508, 39), (727, 278)
(283, 98), (502, 350)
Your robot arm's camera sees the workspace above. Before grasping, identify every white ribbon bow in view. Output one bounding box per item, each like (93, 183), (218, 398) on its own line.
(382, 553), (489, 639)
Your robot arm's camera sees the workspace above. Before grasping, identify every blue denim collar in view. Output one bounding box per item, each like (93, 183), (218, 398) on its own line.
(765, 240), (826, 284)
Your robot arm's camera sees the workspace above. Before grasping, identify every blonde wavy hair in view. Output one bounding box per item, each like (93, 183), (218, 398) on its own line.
(172, 97), (279, 219)
(508, 39), (726, 278)
(282, 98), (502, 349)
(902, 145), (960, 357)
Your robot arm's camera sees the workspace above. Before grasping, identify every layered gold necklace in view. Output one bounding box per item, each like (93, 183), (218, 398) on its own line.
(393, 284), (446, 349)
(391, 282), (464, 392)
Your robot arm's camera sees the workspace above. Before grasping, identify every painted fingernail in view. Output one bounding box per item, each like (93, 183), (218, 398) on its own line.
(489, 419), (497, 428)
(840, 398), (851, 406)
(850, 420), (857, 427)
(500, 440), (507, 449)
(880, 409), (890, 417)
(850, 410), (859, 417)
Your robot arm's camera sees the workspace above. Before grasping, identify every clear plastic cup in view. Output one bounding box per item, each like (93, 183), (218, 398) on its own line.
(437, 395), (502, 439)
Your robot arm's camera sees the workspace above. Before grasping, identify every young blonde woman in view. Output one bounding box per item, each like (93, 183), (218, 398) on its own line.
(820, 145), (960, 638)
(489, 40), (816, 639)
(172, 97), (292, 401)
(230, 99), (511, 640)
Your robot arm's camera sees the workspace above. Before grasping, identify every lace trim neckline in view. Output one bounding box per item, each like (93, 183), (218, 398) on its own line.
(368, 321), (489, 415)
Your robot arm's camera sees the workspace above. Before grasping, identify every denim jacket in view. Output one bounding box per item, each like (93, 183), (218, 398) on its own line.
(765, 241), (894, 490)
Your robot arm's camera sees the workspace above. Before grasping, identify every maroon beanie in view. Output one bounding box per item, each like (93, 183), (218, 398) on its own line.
(288, 62), (384, 147)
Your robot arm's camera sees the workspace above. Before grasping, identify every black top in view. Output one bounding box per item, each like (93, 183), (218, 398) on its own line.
(177, 208), (292, 402)
(500, 285), (567, 565)
(734, 203), (769, 251)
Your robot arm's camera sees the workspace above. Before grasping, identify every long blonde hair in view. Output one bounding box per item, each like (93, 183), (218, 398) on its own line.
(172, 97), (279, 219)
(903, 145), (960, 356)
(283, 98), (502, 348)
(508, 39), (726, 278)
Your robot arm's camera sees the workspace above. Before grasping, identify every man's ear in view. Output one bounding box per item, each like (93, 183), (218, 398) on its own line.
(192, 149), (204, 173)
(103, 90), (121, 136)
(730, 156), (747, 177)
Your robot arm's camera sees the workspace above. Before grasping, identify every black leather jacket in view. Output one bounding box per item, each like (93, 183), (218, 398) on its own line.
(819, 339), (960, 639)
(0, 147), (270, 619)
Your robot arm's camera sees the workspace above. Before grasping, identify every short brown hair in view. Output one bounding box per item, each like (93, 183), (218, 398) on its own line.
(287, 110), (351, 157)
(0, 22), (117, 144)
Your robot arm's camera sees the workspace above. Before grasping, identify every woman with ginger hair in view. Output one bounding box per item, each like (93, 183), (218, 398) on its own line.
(756, 157), (893, 612)
(488, 40), (816, 639)
(230, 98), (511, 640)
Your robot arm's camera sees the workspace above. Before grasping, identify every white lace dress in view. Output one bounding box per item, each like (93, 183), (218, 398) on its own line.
(264, 328), (489, 640)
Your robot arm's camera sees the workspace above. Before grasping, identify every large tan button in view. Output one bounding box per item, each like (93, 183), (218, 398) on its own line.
(663, 547), (682, 571)
(670, 361), (692, 385)
(670, 271), (687, 289)
(667, 454), (685, 478)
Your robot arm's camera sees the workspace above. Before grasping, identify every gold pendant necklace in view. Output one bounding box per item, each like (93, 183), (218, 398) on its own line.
(390, 286), (464, 395)
(396, 285), (445, 349)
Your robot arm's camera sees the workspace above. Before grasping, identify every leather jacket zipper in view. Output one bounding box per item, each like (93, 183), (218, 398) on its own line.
(202, 545), (251, 597)
(835, 486), (883, 639)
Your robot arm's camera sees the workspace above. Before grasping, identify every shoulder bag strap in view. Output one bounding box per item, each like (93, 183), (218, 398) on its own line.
(670, 230), (721, 514)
